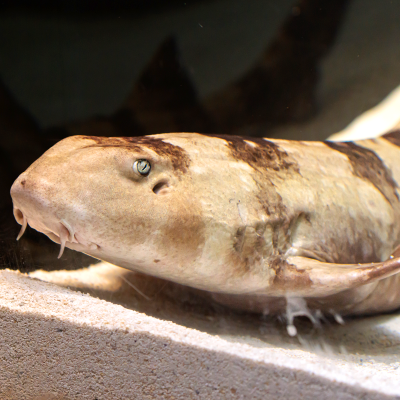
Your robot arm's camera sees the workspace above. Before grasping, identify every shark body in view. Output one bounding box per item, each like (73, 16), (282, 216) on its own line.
(10, 131), (400, 315)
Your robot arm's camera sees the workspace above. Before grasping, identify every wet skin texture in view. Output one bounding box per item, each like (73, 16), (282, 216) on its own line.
(10, 131), (400, 316)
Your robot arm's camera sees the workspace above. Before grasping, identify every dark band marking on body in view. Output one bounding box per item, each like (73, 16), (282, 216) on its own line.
(382, 129), (400, 147)
(81, 136), (190, 173)
(204, 134), (300, 173)
(270, 256), (313, 291)
(325, 141), (399, 204)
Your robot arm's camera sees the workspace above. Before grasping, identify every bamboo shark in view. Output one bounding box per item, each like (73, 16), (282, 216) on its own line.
(10, 131), (400, 316)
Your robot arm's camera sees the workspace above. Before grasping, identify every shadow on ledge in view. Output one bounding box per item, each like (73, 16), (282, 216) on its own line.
(30, 262), (400, 363)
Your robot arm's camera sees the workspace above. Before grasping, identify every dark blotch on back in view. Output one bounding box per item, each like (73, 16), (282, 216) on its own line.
(205, 134), (299, 173)
(270, 256), (313, 291)
(383, 129), (400, 147)
(205, 134), (301, 254)
(81, 135), (190, 173)
(325, 141), (399, 205)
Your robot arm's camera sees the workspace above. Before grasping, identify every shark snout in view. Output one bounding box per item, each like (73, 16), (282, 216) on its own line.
(11, 172), (51, 219)
(11, 170), (100, 257)
(10, 173), (27, 207)
(11, 174), (33, 227)
(11, 171), (60, 237)
(11, 173), (57, 235)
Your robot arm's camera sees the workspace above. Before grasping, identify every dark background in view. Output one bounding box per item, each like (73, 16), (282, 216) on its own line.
(1, 0), (400, 272)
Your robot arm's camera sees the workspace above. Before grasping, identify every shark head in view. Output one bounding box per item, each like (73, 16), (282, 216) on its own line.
(10, 134), (277, 293)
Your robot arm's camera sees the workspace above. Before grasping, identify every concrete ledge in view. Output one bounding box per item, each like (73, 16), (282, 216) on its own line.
(1, 264), (400, 399)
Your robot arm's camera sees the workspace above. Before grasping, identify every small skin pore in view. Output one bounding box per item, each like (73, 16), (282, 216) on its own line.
(9, 132), (400, 316)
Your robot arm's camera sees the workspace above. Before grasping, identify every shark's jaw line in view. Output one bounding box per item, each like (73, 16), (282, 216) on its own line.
(13, 207), (100, 259)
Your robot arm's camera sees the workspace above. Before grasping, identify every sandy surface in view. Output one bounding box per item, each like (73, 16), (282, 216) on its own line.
(0, 264), (399, 399)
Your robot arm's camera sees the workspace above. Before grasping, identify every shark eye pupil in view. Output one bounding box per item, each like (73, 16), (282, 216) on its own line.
(135, 159), (151, 175)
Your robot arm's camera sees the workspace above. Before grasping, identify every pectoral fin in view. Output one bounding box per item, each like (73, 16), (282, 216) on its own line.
(267, 255), (400, 297)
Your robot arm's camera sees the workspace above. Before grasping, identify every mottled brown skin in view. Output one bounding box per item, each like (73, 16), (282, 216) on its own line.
(81, 136), (192, 174)
(382, 129), (400, 147)
(325, 141), (399, 205)
(10, 131), (400, 316)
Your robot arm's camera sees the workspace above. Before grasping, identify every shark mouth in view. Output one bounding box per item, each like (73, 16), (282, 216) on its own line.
(14, 208), (99, 258)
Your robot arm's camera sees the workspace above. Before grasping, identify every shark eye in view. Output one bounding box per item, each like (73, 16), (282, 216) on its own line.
(133, 159), (151, 176)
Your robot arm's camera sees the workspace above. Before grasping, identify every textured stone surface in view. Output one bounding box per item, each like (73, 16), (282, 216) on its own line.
(1, 264), (400, 399)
